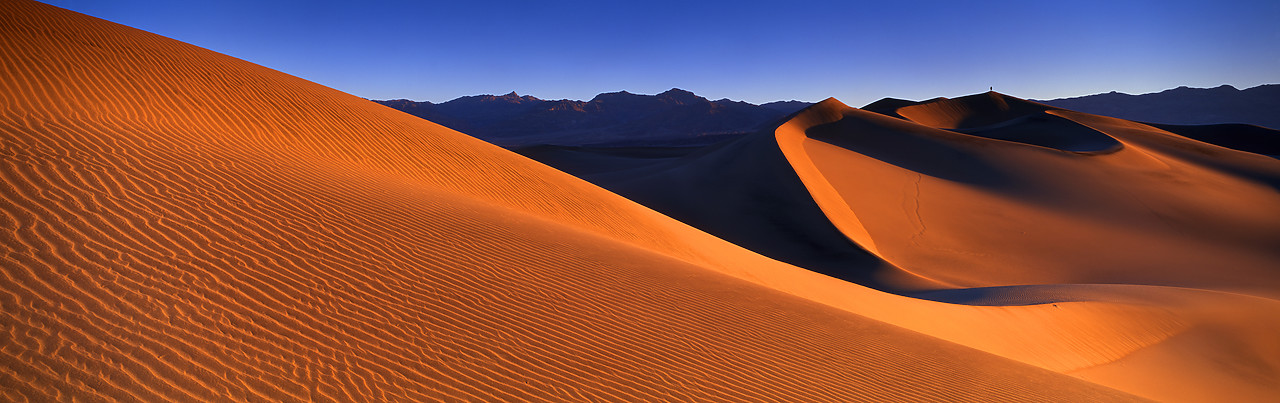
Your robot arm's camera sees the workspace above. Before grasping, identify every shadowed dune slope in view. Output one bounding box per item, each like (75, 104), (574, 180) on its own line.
(0, 0), (1162, 401)
(792, 98), (1280, 295)
(518, 131), (944, 292)
(536, 96), (1280, 294)
(1147, 122), (1280, 158)
(954, 113), (1122, 152)
(523, 96), (1280, 401)
(876, 92), (1123, 152)
(779, 98), (1280, 402)
(894, 92), (1056, 129)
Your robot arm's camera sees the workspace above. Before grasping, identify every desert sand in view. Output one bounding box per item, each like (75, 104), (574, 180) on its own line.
(2, 0), (1278, 402)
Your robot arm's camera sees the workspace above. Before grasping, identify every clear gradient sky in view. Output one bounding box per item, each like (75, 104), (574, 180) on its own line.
(39, 0), (1280, 106)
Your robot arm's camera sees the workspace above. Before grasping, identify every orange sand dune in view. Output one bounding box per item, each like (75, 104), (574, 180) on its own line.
(2, 0), (1277, 401)
(784, 95), (1280, 295)
(520, 96), (1280, 401)
(0, 0), (1150, 401)
(776, 96), (1280, 401)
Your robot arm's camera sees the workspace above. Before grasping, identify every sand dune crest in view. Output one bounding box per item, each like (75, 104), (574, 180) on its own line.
(1, 0), (1154, 401)
(5, 0), (1280, 401)
(523, 95), (1280, 401)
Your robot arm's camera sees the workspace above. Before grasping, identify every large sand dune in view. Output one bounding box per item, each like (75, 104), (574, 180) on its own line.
(791, 95), (1280, 293)
(2, 0), (1277, 401)
(522, 99), (1280, 401)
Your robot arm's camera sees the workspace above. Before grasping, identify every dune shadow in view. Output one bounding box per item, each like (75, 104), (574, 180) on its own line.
(1149, 123), (1280, 158)
(955, 113), (1123, 153)
(906, 285), (1093, 306)
(804, 112), (1015, 188)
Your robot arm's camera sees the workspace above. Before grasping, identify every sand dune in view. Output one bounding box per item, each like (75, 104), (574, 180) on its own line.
(523, 97), (1280, 400)
(0, 0), (1154, 401)
(789, 97), (1280, 402)
(519, 131), (937, 291)
(789, 95), (1280, 293)
(530, 95), (1280, 294)
(3, 0), (1277, 401)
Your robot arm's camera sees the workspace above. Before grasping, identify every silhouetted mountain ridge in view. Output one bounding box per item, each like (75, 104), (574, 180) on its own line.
(760, 100), (816, 114)
(380, 84), (1279, 148)
(1034, 84), (1280, 129)
(376, 89), (814, 147)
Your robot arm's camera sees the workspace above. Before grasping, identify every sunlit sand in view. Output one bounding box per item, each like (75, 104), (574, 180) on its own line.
(2, 1), (1277, 401)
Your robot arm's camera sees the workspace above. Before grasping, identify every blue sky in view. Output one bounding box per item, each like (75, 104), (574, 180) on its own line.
(40, 0), (1280, 106)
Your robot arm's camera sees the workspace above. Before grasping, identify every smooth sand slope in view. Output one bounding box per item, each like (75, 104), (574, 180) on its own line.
(523, 96), (1280, 401)
(780, 97), (1280, 401)
(0, 0), (1167, 401)
(519, 135), (938, 291)
(527, 94), (1280, 295)
(831, 93), (1280, 292)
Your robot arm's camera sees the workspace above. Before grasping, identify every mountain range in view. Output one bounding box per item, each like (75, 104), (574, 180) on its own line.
(379, 84), (1278, 148)
(376, 89), (810, 147)
(1035, 84), (1280, 129)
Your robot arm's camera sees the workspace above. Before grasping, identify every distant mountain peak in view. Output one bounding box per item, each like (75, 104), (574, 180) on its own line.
(1036, 84), (1280, 129)
(588, 90), (641, 103)
(1169, 84), (1238, 92)
(488, 91), (540, 102)
(658, 88), (697, 97)
(377, 88), (818, 147)
(760, 100), (817, 115)
(657, 88), (707, 105)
